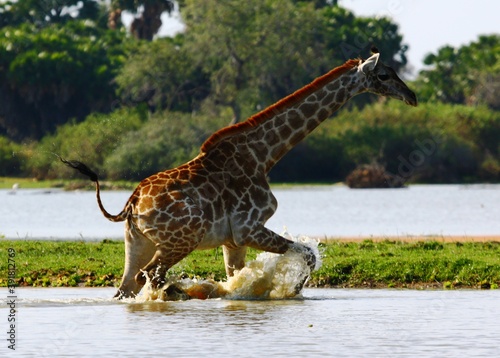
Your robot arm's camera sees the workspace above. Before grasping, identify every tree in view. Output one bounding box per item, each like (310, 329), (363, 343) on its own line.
(181, 0), (326, 123)
(115, 35), (210, 112)
(416, 34), (500, 109)
(0, 0), (102, 29)
(0, 21), (130, 139)
(180, 0), (407, 122)
(318, 6), (407, 72)
(110, 0), (174, 40)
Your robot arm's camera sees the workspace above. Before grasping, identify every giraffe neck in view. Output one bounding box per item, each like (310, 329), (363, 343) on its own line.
(201, 59), (366, 172)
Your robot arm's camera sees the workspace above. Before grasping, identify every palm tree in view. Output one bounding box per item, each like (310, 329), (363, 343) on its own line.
(110, 0), (175, 40)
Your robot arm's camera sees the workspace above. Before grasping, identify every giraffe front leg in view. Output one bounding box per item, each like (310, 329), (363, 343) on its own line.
(238, 224), (317, 295)
(243, 224), (317, 273)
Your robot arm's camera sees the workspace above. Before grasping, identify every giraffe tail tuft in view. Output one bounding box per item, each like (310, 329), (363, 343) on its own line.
(58, 156), (99, 182)
(58, 154), (128, 222)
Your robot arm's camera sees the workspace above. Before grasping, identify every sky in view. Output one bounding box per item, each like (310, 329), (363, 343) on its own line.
(137, 0), (499, 78)
(338, 0), (500, 75)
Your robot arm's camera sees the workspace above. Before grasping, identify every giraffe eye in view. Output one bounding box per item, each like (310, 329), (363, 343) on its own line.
(378, 74), (390, 81)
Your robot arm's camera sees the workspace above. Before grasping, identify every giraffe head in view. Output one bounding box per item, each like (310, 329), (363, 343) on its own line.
(358, 50), (417, 106)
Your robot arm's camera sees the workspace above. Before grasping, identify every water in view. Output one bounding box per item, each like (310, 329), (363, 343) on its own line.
(1, 184), (499, 239)
(2, 185), (499, 357)
(1, 287), (498, 357)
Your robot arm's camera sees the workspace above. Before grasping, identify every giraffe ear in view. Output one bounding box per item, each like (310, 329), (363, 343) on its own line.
(359, 53), (380, 74)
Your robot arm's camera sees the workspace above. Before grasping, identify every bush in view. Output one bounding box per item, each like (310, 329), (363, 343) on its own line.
(26, 108), (146, 179)
(0, 136), (24, 176)
(18, 100), (500, 184)
(104, 111), (226, 180)
(272, 101), (500, 183)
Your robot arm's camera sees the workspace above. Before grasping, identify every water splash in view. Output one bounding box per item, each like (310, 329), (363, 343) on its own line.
(136, 231), (322, 302)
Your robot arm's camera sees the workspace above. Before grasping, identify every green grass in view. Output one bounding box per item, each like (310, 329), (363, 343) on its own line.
(1, 240), (499, 289)
(313, 240), (500, 289)
(0, 177), (68, 189)
(0, 177), (138, 190)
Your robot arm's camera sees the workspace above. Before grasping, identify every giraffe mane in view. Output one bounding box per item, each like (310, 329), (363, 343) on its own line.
(201, 58), (361, 153)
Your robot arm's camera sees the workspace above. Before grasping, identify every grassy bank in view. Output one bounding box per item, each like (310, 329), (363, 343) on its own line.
(0, 177), (138, 190)
(1, 240), (499, 290)
(0, 177), (335, 190)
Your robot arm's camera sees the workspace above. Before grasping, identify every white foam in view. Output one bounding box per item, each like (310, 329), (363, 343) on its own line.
(137, 230), (322, 301)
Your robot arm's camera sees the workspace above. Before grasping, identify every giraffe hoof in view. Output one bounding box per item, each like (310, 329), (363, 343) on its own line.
(163, 284), (191, 301)
(114, 290), (125, 300)
(294, 275), (310, 295)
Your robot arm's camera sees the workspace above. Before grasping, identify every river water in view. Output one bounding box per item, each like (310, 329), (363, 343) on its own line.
(2, 185), (499, 357)
(1, 184), (500, 239)
(1, 287), (498, 357)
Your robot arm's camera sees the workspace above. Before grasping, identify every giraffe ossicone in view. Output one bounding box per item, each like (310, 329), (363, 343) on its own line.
(64, 51), (416, 299)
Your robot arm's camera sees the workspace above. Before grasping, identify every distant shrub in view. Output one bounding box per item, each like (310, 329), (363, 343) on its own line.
(276, 101), (500, 184)
(19, 100), (500, 184)
(0, 136), (24, 176)
(26, 108), (146, 179)
(104, 111), (226, 180)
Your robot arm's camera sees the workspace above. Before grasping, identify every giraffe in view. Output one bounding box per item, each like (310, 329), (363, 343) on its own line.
(63, 50), (417, 299)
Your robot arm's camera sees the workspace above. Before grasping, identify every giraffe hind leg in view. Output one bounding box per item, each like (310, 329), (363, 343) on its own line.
(115, 221), (156, 299)
(222, 245), (247, 277)
(134, 237), (201, 290)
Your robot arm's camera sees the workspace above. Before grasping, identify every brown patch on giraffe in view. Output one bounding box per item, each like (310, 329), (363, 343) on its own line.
(139, 196), (154, 211)
(321, 91), (336, 107)
(317, 108), (329, 121)
(335, 88), (347, 103)
(140, 185), (152, 196)
(280, 127), (292, 138)
(287, 110), (303, 130)
(306, 117), (321, 132)
(153, 192), (171, 208)
(299, 102), (320, 118)
(270, 146), (286, 162)
(264, 129), (279, 144)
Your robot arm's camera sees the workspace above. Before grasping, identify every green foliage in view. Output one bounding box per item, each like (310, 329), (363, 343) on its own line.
(319, 6), (407, 70)
(313, 240), (500, 288)
(104, 111), (225, 180)
(115, 36), (210, 112)
(178, 0), (407, 121)
(0, 240), (125, 288)
(27, 108), (146, 179)
(415, 34), (500, 109)
(1, 0), (497, 185)
(271, 101), (500, 183)
(0, 136), (24, 176)
(0, 21), (130, 139)
(21, 100), (500, 183)
(0, 0), (102, 29)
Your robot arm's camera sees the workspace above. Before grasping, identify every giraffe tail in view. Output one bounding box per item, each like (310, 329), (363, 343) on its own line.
(59, 156), (128, 222)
